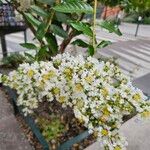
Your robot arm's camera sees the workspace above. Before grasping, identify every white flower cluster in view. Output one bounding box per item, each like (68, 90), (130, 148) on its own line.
(1, 53), (150, 150)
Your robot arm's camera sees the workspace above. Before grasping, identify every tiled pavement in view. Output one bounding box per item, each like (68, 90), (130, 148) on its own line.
(0, 89), (33, 150)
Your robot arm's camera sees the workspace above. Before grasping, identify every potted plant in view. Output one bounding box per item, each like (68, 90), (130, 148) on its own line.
(0, 0), (150, 150)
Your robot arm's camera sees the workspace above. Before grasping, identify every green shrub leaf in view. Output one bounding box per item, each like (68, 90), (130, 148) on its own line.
(53, 1), (93, 14)
(97, 40), (112, 48)
(24, 52), (35, 61)
(50, 24), (68, 38)
(55, 12), (70, 23)
(45, 33), (58, 54)
(30, 5), (49, 18)
(24, 13), (41, 27)
(37, 46), (49, 61)
(99, 21), (122, 36)
(72, 39), (89, 48)
(37, 0), (54, 5)
(36, 23), (47, 40)
(70, 22), (93, 37)
(20, 43), (37, 50)
(88, 45), (94, 56)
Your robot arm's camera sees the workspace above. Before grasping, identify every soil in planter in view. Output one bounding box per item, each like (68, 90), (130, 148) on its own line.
(33, 101), (96, 150)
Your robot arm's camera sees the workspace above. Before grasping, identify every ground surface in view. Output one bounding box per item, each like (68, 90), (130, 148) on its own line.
(0, 88), (33, 150)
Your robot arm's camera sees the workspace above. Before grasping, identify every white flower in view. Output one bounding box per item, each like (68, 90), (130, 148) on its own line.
(1, 52), (149, 150)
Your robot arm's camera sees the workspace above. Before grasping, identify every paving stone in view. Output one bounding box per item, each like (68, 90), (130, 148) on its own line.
(0, 89), (33, 150)
(133, 73), (150, 97)
(0, 89), (14, 120)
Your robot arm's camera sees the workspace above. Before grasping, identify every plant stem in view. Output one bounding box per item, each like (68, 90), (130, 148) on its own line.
(93, 0), (97, 53)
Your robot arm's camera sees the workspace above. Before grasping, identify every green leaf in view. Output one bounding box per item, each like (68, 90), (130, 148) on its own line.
(37, 0), (54, 5)
(24, 13), (41, 27)
(88, 45), (95, 56)
(97, 40), (112, 48)
(53, 1), (93, 14)
(20, 43), (37, 50)
(30, 5), (49, 18)
(37, 46), (49, 61)
(72, 39), (89, 48)
(36, 23), (47, 40)
(50, 24), (68, 38)
(70, 21), (93, 37)
(24, 52), (35, 61)
(45, 33), (58, 54)
(55, 12), (70, 23)
(99, 21), (122, 36)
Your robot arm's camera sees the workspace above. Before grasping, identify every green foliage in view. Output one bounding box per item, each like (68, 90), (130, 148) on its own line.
(37, 117), (66, 142)
(70, 22), (93, 37)
(97, 40), (112, 48)
(50, 24), (68, 39)
(122, 0), (150, 16)
(1, 53), (31, 68)
(10, 0), (122, 59)
(99, 0), (124, 6)
(71, 39), (89, 48)
(20, 43), (37, 50)
(99, 21), (122, 36)
(53, 1), (93, 14)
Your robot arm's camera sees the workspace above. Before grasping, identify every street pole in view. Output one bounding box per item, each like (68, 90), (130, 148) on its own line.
(135, 16), (142, 37)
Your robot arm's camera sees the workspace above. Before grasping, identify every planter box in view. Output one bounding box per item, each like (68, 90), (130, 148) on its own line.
(2, 85), (91, 150)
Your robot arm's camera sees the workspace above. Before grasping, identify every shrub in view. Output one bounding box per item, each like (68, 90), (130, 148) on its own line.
(1, 53), (150, 150)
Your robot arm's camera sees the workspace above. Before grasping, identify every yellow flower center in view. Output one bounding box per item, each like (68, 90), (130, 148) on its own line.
(133, 93), (141, 101)
(76, 99), (84, 109)
(103, 107), (110, 116)
(101, 129), (108, 136)
(141, 111), (150, 118)
(27, 70), (34, 78)
(75, 83), (83, 92)
(59, 96), (66, 103)
(99, 115), (107, 123)
(114, 146), (122, 150)
(52, 87), (60, 95)
(101, 88), (109, 97)
(85, 76), (93, 84)
(42, 71), (55, 81)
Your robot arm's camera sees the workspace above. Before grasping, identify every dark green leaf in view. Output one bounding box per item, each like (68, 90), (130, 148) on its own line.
(53, 1), (93, 14)
(45, 33), (58, 54)
(97, 40), (112, 48)
(50, 24), (68, 38)
(20, 43), (37, 50)
(70, 21), (93, 37)
(88, 45), (95, 56)
(24, 13), (40, 26)
(24, 52), (35, 61)
(99, 21), (122, 36)
(37, 0), (54, 5)
(30, 5), (49, 18)
(36, 23), (47, 40)
(24, 13), (41, 27)
(55, 12), (70, 23)
(72, 39), (89, 48)
(37, 46), (49, 61)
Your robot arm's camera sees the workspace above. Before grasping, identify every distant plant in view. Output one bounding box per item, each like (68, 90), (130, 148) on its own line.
(1, 53), (31, 68)
(37, 116), (65, 142)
